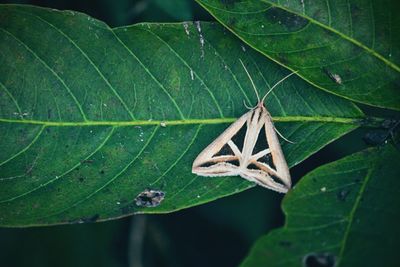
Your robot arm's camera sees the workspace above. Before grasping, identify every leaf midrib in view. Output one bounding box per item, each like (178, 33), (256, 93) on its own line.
(337, 156), (375, 265)
(0, 116), (362, 126)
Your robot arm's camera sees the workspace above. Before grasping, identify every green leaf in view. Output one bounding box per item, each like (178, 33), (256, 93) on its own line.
(196, 0), (400, 110)
(241, 144), (400, 267)
(0, 5), (364, 227)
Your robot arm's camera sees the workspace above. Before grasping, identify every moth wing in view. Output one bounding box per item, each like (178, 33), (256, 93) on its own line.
(192, 111), (250, 177)
(240, 112), (291, 193)
(192, 107), (291, 194)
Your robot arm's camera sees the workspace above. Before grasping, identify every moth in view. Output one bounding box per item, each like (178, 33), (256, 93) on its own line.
(192, 60), (296, 193)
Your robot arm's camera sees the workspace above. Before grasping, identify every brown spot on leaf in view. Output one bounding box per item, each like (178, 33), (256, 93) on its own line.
(135, 189), (165, 208)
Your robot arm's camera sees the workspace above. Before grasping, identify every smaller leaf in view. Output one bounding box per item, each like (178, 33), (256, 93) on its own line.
(241, 144), (400, 267)
(196, 0), (400, 110)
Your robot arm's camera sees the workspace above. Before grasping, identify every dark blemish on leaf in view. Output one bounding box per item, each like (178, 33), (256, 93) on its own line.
(337, 189), (350, 201)
(322, 68), (342, 85)
(209, 22), (218, 29)
(26, 167), (33, 176)
(276, 53), (289, 65)
(104, 188), (112, 194)
(47, 109), (52, 119)
(100, 170), (105, 175)
(265, 7), (308, 30)
(78, 176), (85, 182)
(303, 252), (336, 267)
(46, 128), (51, 133)
(121, 206), (129, 214)
(360, 117), (379, 127)
(363, 119), (399, 146)
(391, 76), (400, 88)
(81, 159), (94, 164)
(67, 219), (78, 224)
(90, 214), (100, 222)
(311, 8), (322, 20)
(69, 214), (100, 224)
(117, 199), (127, 206)
(321, 27), (336, 39)
(363, 130), (389, 146)
(78, 214), (100, 223)
(381, 119), (398, 129)
(350, 4), (361, 19)
(221, 0), (236, 7)
(227, 17), (237, 27)
(279, 240), (292, 247)
(350, 45), (363, 57)
(135, 189), (165, 207)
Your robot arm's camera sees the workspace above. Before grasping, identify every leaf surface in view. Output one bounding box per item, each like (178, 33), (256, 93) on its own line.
(241, 144), (400, 267)
(0, 5), (363, 226)
(196, 0), (400, 110)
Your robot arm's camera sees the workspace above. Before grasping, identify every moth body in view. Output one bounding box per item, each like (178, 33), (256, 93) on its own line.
(192, 102), (291, 193)
(192, 59), (294, 193)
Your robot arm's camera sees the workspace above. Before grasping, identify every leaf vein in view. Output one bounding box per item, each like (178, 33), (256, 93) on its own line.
(0, 126), (115, 203)
(0, 27), (88, 121)
(337, 163), (375, 264)
(30, 13), (136, 121)
(202, 37), (251, 109)
(149, 125), (202, 186)
(111, 29), (186, 119)
(142, 27), (225, 118)
(0, 125), (45, 168)
(36, 126), (160, 219)
(0, 80), (22, 114)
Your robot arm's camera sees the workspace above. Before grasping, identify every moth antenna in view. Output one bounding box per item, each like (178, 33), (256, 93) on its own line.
(274, 126), (295, 144)
(239, 59), (260, 103)
(261, 71), (298, 103)
(243, 100), (253, 110)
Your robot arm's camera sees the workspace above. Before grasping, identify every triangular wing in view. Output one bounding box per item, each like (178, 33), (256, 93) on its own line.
(240, 107), (291, 193)
(192, 110), (249, 177)
(262, 110), (291, 190)
(192, 106), (291, 193)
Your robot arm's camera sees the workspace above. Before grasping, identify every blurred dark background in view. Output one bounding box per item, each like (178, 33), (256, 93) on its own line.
(0, 0), (213, 27)
(0, 0), (386, 266)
